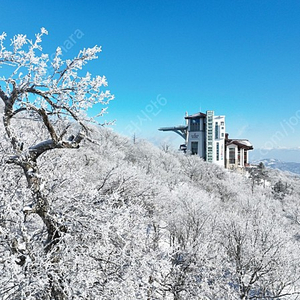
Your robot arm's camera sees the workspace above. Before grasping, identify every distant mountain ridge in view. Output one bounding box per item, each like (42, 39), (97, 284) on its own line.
(252, 158), (300, 176)
(251, 148), (300, 163)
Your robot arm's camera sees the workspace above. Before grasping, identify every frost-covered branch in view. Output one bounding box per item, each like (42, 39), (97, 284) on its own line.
(0, 29), (114, 295)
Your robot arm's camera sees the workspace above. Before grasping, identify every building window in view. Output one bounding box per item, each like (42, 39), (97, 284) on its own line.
(216, 142), (219, 161)
(221, 121), (224, 126)
(190, 118), (200, 131)
(244, 150), (248, 165)
(229, 148), (235, 164)
(215, 122), (219, 139)
(191, 142), (198, 155)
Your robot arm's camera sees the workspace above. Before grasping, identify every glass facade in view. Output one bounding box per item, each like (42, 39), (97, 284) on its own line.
(206, 111), (214, 162)
(190, 118), (200, 131)
(215, 122), (219, 139)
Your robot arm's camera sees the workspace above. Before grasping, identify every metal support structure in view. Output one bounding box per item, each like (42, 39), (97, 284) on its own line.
(158, 126), (188, 140)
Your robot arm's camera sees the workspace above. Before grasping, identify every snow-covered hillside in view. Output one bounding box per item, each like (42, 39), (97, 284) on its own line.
(1, 119), (300, 299)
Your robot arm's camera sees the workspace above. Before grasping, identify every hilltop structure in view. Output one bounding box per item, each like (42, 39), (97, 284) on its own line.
(159, 110), (253, 169)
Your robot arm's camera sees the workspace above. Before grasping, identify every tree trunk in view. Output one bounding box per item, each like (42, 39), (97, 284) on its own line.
(22, 160), (68, 299)
(21, 159), (65, 252)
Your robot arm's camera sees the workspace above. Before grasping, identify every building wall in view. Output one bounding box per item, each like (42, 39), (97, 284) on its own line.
(186, 117), (206, 158)
(187, 131), (206, 157)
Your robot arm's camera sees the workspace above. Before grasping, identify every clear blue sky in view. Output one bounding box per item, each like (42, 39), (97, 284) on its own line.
(1, 0), (300, 150)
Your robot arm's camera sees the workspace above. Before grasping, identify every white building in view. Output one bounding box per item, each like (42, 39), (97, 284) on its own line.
(159, 110), (253, 168)
(184, 111), (226, 167)
(224, 134), (253, 169)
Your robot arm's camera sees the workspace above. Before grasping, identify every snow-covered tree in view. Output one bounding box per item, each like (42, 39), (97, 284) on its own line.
(219, 206), (300, 299)
(0, 29), (113, 299)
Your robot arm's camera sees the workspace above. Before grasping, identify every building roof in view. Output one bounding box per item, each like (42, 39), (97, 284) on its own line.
(226, 139), (254, 150)
(185, 112), (207, 119)
(237, 140), (252, 147)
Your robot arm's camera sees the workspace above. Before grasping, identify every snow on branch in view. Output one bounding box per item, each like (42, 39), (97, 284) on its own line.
(0, 28), (114, 158)
(0, 28), (114, 125)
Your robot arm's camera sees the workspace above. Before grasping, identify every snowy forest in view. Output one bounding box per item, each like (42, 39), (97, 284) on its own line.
(1, 30), (300, 300)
